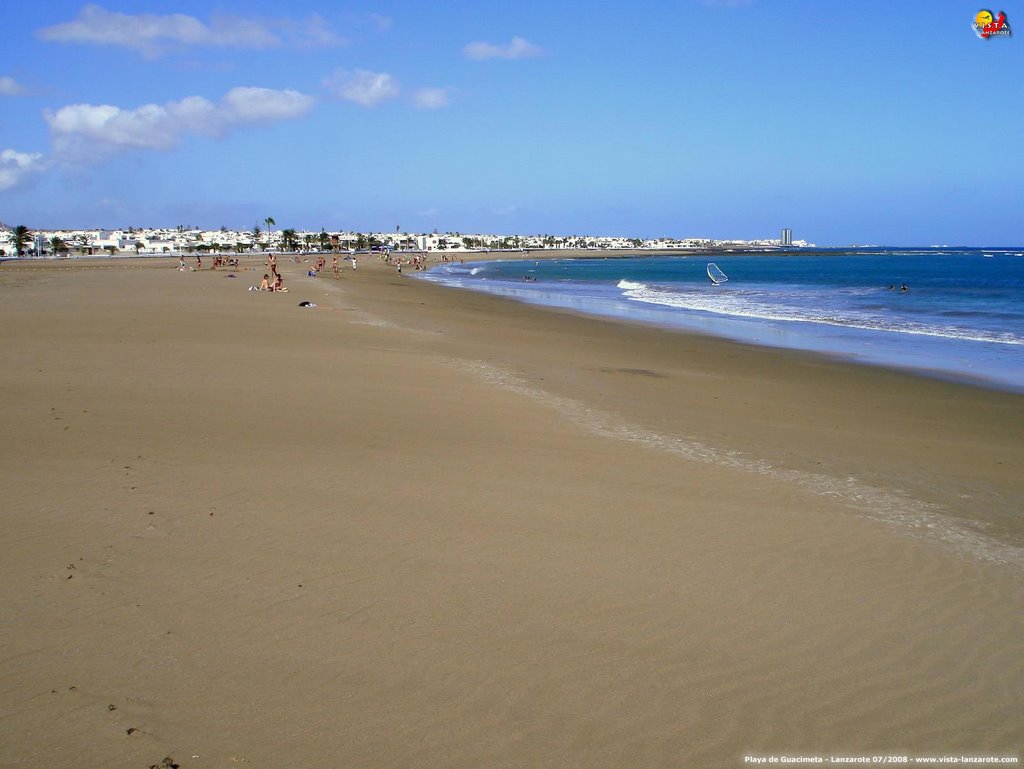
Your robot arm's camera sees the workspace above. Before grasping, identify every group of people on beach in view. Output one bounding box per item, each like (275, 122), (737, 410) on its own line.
(309, 255), (329, 276)
(306, 254), (342, 279)
(180, 247), (447, 290)
(211, 254), (239, 269)
(256, 253), (287, 291)
(254, 251), (358, 290)
(256, 272), (287, 292)
(305, 253), (359, 279)
(382, 251), (439, 274)
(178, 254), (239, 271)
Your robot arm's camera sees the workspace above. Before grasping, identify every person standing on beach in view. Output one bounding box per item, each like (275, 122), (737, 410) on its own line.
(351, 256), (357, 270)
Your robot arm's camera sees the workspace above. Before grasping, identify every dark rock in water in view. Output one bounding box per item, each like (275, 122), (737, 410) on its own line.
(149, 759), (180, 769)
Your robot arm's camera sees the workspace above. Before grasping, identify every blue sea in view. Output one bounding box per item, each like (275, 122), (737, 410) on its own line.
(418, 248), (1024, 393)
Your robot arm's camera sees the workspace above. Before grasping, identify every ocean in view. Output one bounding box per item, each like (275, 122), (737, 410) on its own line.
(417, 248), (1024, 393)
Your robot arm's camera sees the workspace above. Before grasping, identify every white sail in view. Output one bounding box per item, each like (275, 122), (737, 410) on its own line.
(707, 262), (728, 284)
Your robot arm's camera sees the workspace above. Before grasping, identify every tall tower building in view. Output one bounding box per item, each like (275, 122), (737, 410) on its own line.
(781, 228), (792, 246)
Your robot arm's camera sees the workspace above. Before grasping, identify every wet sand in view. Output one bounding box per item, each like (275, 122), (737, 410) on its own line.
(1, 255), (1021, 768)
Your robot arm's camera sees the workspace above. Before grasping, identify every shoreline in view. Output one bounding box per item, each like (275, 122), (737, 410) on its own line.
(414, 252), (1024, 396)
(1, 256), (1021, 767)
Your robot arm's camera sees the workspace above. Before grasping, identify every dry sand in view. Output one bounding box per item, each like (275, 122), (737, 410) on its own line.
(1, 255), (1022, 769)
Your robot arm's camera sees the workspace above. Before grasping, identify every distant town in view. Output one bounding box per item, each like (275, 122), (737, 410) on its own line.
(0, 223), (811, 258)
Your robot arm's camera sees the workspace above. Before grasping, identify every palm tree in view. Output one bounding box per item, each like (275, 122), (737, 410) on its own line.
(281, 228), (298, 252)
(319, 230), (332, 252)
(12, 225), (31, 257)
(251, 225), (262, 250)
(264, 217), (275, 237)
(50, 236), (68, 256)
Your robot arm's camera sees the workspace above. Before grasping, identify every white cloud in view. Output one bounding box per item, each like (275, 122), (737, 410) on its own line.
(36, 4), (343, 57)
(413, 87), (449, 109)
(0, 149), (47, 191)
(222, 87), (316, 122)
(326, 70), (399, 107)
(0, 76), (26, 96)
(285, 14), (345, 48)
(44, 87), (315, 164)
(47, 103), (184, 153)
(463, 36), (543, 60)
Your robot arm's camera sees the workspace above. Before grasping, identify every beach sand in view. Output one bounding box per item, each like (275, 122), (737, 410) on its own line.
(1, 255), (1021, 768)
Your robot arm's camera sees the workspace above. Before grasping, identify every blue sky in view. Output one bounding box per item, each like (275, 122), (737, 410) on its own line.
(1, 0), (1021, 245)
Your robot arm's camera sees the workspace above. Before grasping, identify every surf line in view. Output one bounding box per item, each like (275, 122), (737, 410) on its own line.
(450, 358), (1024, 571)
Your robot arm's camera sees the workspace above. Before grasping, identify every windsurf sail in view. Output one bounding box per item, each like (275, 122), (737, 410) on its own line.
(707, 263), (728, 284)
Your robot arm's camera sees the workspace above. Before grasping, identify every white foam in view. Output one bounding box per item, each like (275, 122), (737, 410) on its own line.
(615, 281), (1024, 346)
